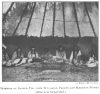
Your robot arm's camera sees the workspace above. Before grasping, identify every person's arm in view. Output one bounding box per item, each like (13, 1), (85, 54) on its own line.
(6, 53), (9, 61)
(48, 53), (53, 60)
(69, 51), (73, 62)
(36, 52), (39, 58)
(12, 52), (17, 60)
(27, 51), (31, 59)
(63, 51), (66, 60)
(77, 50), (82, 56)
(21, 53), (24, 58)
(56, 50), (59, 58)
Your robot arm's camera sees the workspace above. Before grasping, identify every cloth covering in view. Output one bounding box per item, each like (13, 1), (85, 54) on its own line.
(86, 57), (98, 67)
(28, 51), (39, 59)
(56, 50), (66, 60)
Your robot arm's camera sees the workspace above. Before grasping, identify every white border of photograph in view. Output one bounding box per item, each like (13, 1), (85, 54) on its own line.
(0, 0), (100, 94)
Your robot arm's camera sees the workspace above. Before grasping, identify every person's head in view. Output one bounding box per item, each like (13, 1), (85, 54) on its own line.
(31, 46), (36, 51)
(31, 46), (36, 53)
(18, 48), (21, 52)
(32, 47), (35, 51)
(58, 45), (64, 52)
(16, 47), (22, 54)
(73, 45), (79, 53)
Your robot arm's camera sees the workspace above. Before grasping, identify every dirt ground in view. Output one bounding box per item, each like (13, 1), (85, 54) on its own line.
(2, 63), (98, 82)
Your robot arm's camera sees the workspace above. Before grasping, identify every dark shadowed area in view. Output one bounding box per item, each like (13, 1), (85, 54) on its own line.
(3, 36), (98, 59)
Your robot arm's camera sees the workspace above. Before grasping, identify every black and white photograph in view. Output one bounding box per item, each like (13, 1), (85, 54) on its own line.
(2, 1), (98, 82)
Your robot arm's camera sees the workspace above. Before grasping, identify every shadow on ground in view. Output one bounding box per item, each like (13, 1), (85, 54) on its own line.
(2, 64), (98, 82)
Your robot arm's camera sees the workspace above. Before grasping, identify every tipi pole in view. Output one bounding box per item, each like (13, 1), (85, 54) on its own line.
(73, 2), (81, 37)
(12, 3), (29, 36)
(52, 2), (56, 37)
(62, 2), (66, 38)
(3, 2), (14, 22)
(40, 2), (47, 37)
(84, 3), (97, 37)
(25, 2), (36, 36)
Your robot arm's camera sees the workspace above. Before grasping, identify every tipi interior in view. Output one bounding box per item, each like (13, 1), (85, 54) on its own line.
(2, 2), (98, 82)
(3, 2), (98, 58)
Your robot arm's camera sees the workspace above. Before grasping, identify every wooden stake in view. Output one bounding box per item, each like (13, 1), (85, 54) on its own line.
(62, 2), (66, 38)
(52, 2), (56, 37)
(25, 2), (36, 36)
(73, 2), (81, 37)
(40, 2), (47, 37)
(12, 3), (29, 36)
(3, 2), (14, 22)
(84, 2), (97, 37)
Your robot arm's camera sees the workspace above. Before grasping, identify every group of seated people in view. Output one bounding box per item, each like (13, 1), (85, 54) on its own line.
(2, 44), (98, 67)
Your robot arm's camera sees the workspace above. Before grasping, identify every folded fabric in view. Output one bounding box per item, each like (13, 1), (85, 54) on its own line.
(6, 60), (12, 66)
(27, 58), (32, 63)
(86, 57), (98, 67)
(86, 62), (98, 67)
(2, 61), (7, 65)
(15, 58), (27, 66)
(12, 59), (21, 64)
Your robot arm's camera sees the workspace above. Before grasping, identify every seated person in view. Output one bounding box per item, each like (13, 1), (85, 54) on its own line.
(2, 47), (9, 65)
(86, 45), (98, 67)
(70, 45), (83, 65)
(27, 47), (39, 63)
(56, 45), (67, 62)
(41, 48), (53, 61)
(10, 47), (25, 66)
